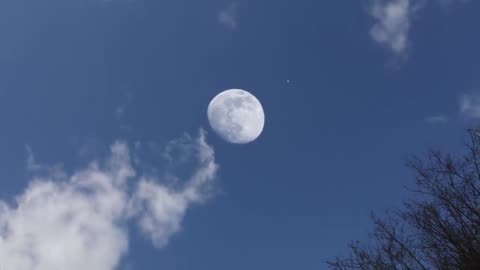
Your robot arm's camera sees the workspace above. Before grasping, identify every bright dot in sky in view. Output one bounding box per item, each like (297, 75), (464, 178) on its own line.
(207, 89), (265, 144)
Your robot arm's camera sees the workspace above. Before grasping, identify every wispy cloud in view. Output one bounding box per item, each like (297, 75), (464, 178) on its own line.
(369, 0), (414, 56)
(425, 115), (449, 124)
(25, 145), (41, 171)
(115, 91), (134, 133)
(460, 93), (480, 120)
(218, 3), (238, 29)
(0, 130), (218, 270)
(115, 91), (133, 120)
(437, 0), (469, 8)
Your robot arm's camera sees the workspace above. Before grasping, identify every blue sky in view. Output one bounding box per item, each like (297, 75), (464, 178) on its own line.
(0, 0), (480, 269)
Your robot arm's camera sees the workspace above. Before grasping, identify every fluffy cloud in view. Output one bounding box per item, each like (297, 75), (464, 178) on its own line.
(369, 0), (413, 55)
(460, 93), (480, 119)
(218, 3), (238, 29)
(130, 132), (218, 248)
(0, 130), (218, 270)
(369, 0), (469, 57)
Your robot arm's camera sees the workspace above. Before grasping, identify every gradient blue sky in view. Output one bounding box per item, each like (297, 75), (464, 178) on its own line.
(1, 0), (480, 269)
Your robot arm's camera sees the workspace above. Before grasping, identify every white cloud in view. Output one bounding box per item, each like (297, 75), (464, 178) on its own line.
(218, 3), (238, 29)
(130, 131), (218, 248)
(369, 0), (413, 55)
(368, 0), (469, 57)
(460, 93), (480, 119)
(0, 130), (218, 270)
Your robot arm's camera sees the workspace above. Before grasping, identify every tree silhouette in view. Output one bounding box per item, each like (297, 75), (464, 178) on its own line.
(328, 129), (480, 270)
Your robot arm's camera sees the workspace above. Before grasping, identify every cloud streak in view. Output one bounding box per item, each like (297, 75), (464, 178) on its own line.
(425, 115), (449, 124)
(0, 130), (218, 270)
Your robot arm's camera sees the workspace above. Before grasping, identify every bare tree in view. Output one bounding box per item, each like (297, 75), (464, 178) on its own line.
(327, 129), (480, 270)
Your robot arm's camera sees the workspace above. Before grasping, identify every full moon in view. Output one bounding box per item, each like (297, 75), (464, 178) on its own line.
(207, 89), (265, 144)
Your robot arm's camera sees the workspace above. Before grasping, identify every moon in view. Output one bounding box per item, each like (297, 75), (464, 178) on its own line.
(207, 89), (265, 144)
